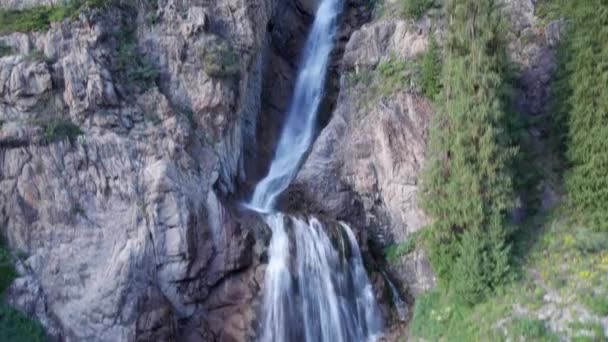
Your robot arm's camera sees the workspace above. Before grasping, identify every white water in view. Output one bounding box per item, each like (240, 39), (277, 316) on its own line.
(248, 0), (342, 212)
(261, 214), (382, 342)
(248, 0), (383, 340)
(382, 271), (408, 321)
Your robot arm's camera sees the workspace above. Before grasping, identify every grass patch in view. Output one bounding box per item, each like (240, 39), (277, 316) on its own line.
(0, 0), (108, 35)
(582, 294), (608, 317)
(569, 321), (607, 341)
(409, 289), (511, 341)
(509, 317), (558, 341)
(348, 55), (420, 108)
(410, 206), (608, 341)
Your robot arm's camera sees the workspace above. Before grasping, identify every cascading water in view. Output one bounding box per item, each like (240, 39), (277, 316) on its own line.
(248, 0), (342, 213)
(261, 214), (382, 342)
(247, 0), (383, 340)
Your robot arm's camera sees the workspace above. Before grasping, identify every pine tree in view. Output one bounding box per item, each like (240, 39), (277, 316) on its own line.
(420, 0), (517, 304)
(558, 0), (608, 232)
(420, 36), (442, 101)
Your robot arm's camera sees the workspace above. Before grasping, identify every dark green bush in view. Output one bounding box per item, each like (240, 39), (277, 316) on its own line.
(114, 25), (159, 90)
(40, 119), (83, 144)
(0, 304), (46, 342)
(0, 239), (45, 341)
(401, 0), (435, 19)
(0, 243), (16, 294)
(203, 43), (240, 78)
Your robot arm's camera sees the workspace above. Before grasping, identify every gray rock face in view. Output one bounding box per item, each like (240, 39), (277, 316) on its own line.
(291, 18), (436, 300)
(0, 0), (273, 340)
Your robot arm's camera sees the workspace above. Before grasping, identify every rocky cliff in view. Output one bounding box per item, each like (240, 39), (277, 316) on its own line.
(0, 0), (566, 340)
(1, 0), (271, 340)
(0, 0), (383, 341)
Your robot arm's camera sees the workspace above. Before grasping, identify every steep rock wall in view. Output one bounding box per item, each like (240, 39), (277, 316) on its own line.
(0, 0), (273, 340)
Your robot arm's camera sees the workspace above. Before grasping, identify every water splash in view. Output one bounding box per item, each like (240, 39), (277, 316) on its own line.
(261, 214), (382, 342)
(248, 0), (342, 212)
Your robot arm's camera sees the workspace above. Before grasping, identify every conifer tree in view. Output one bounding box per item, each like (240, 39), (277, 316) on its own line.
(420, 0), (517, 304)
(557, 0), (608, 232)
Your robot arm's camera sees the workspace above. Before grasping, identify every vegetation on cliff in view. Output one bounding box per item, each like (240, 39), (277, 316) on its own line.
(0, 0), (109, 34)
(419, 0), (517, 305)
(0, 240), (45, 342)
(410, 0), (608, 339)
(551, 0), (608, 232)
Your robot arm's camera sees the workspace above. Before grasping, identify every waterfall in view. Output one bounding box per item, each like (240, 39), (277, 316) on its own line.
(247, 0), (383, 340)
(248, 0), (342, 213)
(261, 214), (382, 342)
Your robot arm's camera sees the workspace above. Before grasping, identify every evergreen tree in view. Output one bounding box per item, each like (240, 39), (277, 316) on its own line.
(420, 0), (517, 304)
(557, 0), (608, 232)
(420, 36), (442, 101)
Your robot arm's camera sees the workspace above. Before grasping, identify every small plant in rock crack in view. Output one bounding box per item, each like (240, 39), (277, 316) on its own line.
(115, 25), (159, 92)
(0, 42), (12, 57)
(202, 42), (240, 78)
(39, 118), (83, 145)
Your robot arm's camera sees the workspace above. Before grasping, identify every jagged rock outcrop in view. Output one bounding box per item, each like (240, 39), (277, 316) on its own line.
(290, 17), (437, 307)
(0, 0), (393, 340)
(0, 0), (273, 340)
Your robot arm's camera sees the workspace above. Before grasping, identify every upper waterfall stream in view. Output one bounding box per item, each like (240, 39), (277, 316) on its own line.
(247, 0), (383, 340)
(248, 0), (341, 213)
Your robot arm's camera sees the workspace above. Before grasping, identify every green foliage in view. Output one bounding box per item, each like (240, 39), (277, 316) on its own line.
(400, 0), (435, 19)
(0, 42), (12, 57)
(384, 233), (418, 263)
(510, 318), (558, 341)
(0, 305), (46, 342)
(582, 294), (608, 317)
(419, 0), (518, 305)
(569, 321), (607, 341)
(344, 68), (373, 89)
(573, 229), (608, 254)
(40, 119), (83, 144)
(0, 239), (45, 341)
(114, 25), (159, 90)
(419, 36), (441, 100)
(552, 0), (608, 232)
(203, 43), (240, 78)
(0, 242), (16, 295)
(0, 0), (109, 35)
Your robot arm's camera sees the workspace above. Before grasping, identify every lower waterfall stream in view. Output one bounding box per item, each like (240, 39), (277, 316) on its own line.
(247, 0), (383, 340)
(261, 215), (382, 342)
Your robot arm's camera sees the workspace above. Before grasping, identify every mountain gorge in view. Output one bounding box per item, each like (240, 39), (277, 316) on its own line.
(0, 0), (606, 341)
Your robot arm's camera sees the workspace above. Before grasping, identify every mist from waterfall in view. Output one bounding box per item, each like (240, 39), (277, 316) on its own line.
(248, 0), (342, 213)
(261, 214), (382, 342)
